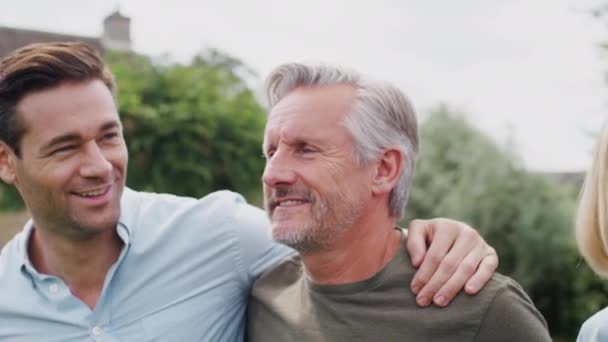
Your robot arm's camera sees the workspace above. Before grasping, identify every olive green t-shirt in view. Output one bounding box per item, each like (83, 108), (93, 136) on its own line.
(247, 232), (551, 342)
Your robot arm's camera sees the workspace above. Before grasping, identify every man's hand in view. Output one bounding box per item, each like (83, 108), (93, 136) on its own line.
(406, 218), (498, 307)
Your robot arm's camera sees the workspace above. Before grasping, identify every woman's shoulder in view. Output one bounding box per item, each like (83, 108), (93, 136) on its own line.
(579, 307), (608, 342)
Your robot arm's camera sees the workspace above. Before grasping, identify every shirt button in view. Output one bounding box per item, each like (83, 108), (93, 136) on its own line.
(49, 284), (59, 294)
(92, 326), (103, 336)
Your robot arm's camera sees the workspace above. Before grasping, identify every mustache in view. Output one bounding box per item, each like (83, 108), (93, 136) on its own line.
(73, 178), (115, 189)
(265, 185), (315, 207)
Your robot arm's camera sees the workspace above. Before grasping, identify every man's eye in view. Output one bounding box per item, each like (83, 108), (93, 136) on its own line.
(52, 145), (76, 155)
(265, 149), (276, 158)
(102, 132), (119, 140)
(299, 145), (316, 154)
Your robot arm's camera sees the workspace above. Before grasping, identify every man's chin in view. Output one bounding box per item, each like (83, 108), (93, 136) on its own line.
(70, 212), (120, 236)
(271, 222), (325, 253)
(272, 221), (305, 242)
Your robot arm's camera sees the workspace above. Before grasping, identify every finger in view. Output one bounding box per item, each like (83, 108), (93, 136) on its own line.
(413, 230), (476, 306)
(464, 248), (498, 295)
(432, 245), (487, 307)
(406, 219), (432, 268)
(409, 227), (457, 300)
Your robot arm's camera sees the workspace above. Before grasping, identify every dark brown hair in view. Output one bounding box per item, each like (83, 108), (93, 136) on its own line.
(0, 41), (116, 156)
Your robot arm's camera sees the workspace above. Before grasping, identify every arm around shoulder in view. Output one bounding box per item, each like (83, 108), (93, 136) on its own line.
(230, 197), (294, 287)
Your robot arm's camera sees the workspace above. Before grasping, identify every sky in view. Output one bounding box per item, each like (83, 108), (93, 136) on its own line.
(2, 0), (607, 172)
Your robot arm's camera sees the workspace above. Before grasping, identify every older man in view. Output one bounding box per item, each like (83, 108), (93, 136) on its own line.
(247, 64), (552, 341)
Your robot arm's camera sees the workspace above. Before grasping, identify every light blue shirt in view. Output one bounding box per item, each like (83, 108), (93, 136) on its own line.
(578, 307), (608, 342)
(0, 188), (293, 341)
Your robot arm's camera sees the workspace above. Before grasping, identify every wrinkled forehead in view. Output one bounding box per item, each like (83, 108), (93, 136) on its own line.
(265, 85), (357, 130)
(263, 86), (358, 153)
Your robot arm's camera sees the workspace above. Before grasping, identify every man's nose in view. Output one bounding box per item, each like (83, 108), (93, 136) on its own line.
(262, 149), (297, 187)
(79, 141), (112, 179)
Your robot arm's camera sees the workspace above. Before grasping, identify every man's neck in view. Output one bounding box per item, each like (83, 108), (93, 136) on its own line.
(301, 214), (402, 285)
(28, 225), (123, 309)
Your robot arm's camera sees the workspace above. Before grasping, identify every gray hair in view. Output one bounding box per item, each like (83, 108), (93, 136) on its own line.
(265, 63), (419, 218)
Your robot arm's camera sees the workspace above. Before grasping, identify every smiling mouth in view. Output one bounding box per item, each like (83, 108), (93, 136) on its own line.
(278, 199), (307, 206)
(271, 198), (309, 211)
(72, 186), (110, 198)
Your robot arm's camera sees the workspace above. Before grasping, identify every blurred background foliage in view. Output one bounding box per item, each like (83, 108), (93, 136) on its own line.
(108, 49), (266, 202)
(405, 107), (608, 339)
(0, 48), (605, 340)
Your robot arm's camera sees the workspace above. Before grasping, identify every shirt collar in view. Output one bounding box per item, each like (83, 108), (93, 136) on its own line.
(17, 191), (136, 278)
(17, 219), (36, 276)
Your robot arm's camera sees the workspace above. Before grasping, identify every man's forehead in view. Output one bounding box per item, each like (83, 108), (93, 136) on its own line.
(15, 80), (120, 146)
(266, 85), (357, 127)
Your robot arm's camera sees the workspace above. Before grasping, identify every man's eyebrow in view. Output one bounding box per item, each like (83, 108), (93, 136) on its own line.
(262, 135), (322, 153)
(100, 121), (121, 131)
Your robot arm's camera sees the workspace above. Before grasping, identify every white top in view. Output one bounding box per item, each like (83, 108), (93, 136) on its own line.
(578, 307), (608, 341)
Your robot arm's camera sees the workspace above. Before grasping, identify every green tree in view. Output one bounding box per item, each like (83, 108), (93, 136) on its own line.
(405, 107), (608, 338)
(108, 49), (267, 202)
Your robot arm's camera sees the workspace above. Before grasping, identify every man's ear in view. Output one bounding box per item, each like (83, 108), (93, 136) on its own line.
(371, 148), (403, 196)
(0, 142), (18, 184)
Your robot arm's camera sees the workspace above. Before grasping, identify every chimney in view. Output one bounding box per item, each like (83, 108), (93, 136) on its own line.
(101, 10), (132, 52)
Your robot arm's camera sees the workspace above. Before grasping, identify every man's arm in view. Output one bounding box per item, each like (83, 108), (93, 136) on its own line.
(231, 197), (294, 290)
(406, 218), (499, 307)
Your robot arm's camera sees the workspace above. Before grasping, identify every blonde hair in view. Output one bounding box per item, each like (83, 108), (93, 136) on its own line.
(577, 121), (608, 277)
